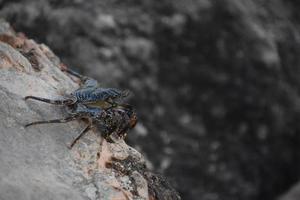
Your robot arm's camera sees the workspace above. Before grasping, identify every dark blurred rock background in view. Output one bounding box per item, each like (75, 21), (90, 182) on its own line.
(1, 0), (300, 199)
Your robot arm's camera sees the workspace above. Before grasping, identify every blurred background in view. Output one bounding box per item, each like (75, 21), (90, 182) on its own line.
(1, 0), (300, 199)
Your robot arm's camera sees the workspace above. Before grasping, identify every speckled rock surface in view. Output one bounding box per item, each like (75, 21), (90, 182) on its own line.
(279, 183), (300, 200)
(2, 1), (300, 200)
(0, 20), (178, 200)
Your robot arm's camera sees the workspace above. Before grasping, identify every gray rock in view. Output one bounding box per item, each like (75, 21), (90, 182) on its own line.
(0, 21), (155, 200)
(279, 183), (300, 200)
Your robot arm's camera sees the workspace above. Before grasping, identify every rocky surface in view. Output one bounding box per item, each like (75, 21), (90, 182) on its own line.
(280, 182), (300, 200)
(2, 1), (300, 200)
(0, 20), (180, 200)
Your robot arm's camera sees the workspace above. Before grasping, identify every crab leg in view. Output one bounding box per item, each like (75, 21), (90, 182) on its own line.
(24, 115), (80, 127)
(25, 96), (76, 106)
(69, 122), (92, 148)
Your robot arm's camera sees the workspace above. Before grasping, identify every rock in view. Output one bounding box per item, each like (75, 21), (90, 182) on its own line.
(122, 37), (155, 62)
(0, 21), (180, 200)
(5, 1), (299, 199)
(279, 183), (300, 200)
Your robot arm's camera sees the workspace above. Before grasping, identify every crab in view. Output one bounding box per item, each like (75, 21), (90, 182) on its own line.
(25, 68), (130, 109)
(24, 69), (137, 148)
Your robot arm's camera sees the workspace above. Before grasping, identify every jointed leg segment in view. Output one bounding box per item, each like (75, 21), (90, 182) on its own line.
(62, 68), (87, 81)
(25, 96), (76, 105)
(25, 113), (93, 148)
(69, 122), (92, 148)
(24, 115), (80, 127)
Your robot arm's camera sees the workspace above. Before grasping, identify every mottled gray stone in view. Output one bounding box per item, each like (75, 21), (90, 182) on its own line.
(0, 22), (150, 200)
(0, 45), (85, 200)
(279, 183), (300, 200)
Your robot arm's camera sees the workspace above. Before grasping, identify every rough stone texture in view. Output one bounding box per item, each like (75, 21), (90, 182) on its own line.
(3, 1), (300, 200)
(279, 183), (300, 200)
(0, 21), (180, 200)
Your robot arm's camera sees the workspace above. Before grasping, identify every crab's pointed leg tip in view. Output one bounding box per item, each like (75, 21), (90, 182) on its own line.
(24, 122), (35, 128)
(24, 96), (33, 101)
